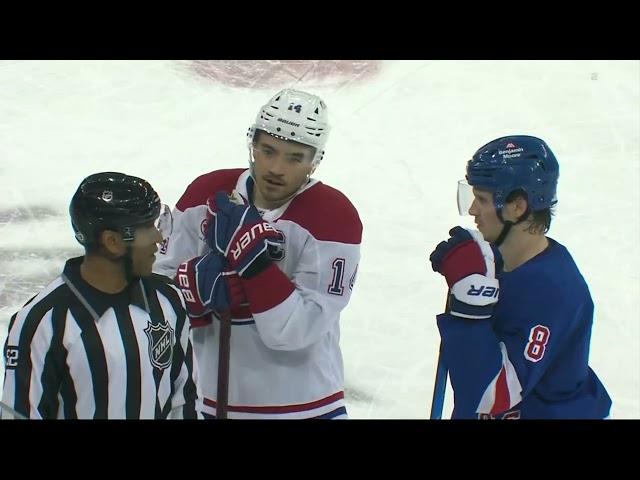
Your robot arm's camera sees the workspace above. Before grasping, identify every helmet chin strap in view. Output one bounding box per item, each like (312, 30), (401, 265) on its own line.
(493, 220), (514, 247)
(493, 207), (531, 247)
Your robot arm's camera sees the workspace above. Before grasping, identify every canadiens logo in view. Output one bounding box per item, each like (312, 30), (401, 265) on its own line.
(266, 230), (286, 261)
(144, 321), (174, 370)
(200, 218), (208, 239)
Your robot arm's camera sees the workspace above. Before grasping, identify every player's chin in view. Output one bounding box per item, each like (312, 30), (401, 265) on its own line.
(264, 188), (293, 203)
(480, 229), (497, 243)
(476, 225), (489, 240)
(133, 261), (155, 278)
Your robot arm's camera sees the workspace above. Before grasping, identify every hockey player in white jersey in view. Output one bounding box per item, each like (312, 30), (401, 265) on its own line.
(154, 89), (362, 419)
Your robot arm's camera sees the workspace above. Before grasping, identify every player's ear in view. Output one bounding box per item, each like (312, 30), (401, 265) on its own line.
(503, 194), (528, 222)
(512, 195), (529, 218)
(99, 229), (126, 256)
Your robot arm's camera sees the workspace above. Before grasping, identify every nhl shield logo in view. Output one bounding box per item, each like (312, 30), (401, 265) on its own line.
(144, 321), (174, 370)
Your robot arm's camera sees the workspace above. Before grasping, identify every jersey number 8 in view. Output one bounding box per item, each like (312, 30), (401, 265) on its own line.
(524, 325), (550, 362)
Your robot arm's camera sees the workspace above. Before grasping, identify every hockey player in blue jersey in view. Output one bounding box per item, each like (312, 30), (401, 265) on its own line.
(429, 135), (612, 419)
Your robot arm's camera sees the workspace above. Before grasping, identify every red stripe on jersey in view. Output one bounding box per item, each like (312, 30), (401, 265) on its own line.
(490, 367), (511, 415)
(230, 305), (252, 319)
(203, 391), (344, 413)
(189, 315), (213, 328)
(280, 182), (362, 244)
(175, 169), (246, 212)
(241, 263), (295, 313)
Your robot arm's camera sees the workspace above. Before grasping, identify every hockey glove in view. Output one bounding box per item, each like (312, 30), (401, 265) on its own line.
(205, 191), (283, 278)
(429, 226), (499, 319)
(176, 252), (231, 321)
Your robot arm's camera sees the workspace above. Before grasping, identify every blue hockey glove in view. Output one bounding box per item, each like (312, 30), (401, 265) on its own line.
(176, 252), (230, 320)
(205, 191), (284, 278)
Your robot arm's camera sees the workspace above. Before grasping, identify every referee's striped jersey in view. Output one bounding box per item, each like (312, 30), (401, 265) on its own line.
(1, 256), (203, 419)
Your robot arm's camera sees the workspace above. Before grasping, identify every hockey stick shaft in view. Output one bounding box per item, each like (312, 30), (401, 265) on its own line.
(430, 342), (448, 419)
(216, 310), (232, 419)
(430, 291), (450, 419)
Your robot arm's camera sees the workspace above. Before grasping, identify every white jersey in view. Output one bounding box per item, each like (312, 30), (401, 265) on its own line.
(154, 169), (362, 418)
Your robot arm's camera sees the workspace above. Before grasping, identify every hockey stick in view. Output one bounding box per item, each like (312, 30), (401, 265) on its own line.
(216, 309), (232, 419)
(0, 401), (28, 420)
(430, 292), (450, 419)
(430, 342), (448, 419)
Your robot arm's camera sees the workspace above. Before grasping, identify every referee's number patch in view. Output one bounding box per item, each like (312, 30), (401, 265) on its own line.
(4, 345), (19, 369)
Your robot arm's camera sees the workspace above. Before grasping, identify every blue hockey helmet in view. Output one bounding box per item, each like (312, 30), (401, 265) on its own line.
(465, 135), (559, 212)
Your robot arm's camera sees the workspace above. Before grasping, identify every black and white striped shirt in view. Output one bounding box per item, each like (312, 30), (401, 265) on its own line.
(2, 256), (202, 419)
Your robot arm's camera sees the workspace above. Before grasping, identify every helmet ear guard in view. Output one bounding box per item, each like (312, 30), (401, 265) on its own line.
(247, 88), (330, 168)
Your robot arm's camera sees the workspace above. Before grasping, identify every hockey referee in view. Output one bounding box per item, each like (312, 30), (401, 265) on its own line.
(1, 172), (202, 419)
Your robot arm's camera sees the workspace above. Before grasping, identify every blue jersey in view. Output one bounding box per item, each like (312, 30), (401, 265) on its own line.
(437, 239), (612, 419)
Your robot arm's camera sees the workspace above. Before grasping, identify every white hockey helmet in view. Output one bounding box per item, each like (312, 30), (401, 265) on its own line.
(247, 88), (330, 167)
